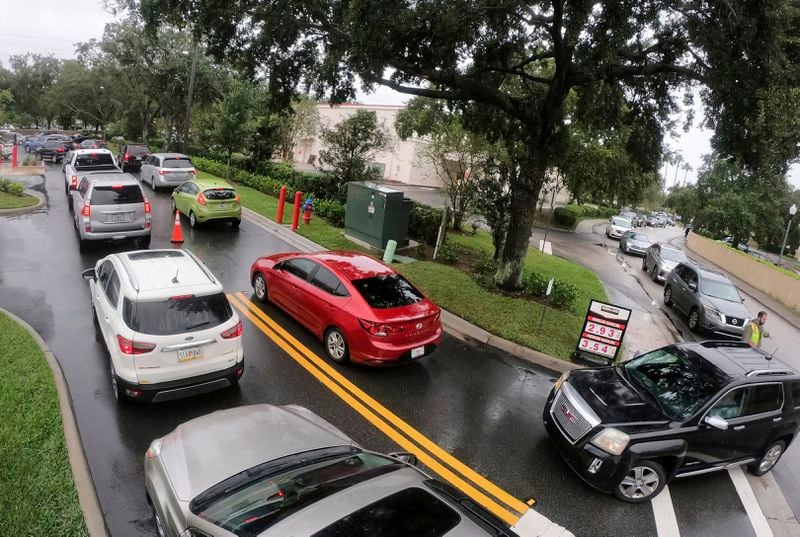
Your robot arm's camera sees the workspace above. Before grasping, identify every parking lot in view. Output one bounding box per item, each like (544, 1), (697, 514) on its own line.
(0, 161), (797, 536)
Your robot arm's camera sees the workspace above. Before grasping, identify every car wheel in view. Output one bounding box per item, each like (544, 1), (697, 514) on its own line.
(663, 286), (673, 306)
(109, 361), (126, 404)
(138, 235), (151, 248)
(150, 175), (157, 191)
(78, 238), (89, 253)
(253, 273), (268, 303)
(51, 154), (57, 163)
(189, 211), (197, 228)
(614, 460), (666, 503)
(91, 307), (102, 341)
(171, 199), (177, 213)
(232, 219), (241, 229)
(688, 308), (700, 332)
(151, 504), (166, 537)
(650, 264), (659, 282)
(324, 327), (350, 364)
(642, 258), (648, 272)
(749, 440), (786, 476)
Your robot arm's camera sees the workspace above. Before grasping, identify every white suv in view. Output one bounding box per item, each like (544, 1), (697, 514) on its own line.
(82, 249), (244, 403)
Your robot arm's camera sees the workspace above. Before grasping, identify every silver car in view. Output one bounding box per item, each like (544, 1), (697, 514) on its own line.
(664, 263), (752, 337)
(606, 216), (632, 239)
(618, 231), (651, 256)
(144, 405), (517, 537)
(643, 243), (688, 282)
(140, 152), (197, 191)
(71, 174), (151, 252)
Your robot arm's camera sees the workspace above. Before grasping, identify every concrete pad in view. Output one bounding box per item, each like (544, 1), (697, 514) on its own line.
(538, 240), (553, 255)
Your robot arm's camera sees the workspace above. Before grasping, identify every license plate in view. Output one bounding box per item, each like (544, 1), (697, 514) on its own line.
(135, 156), (141, 160)
(107, 212), (133, 223)
(177, 347), (202, 362)
(214, 203), (229, 210)
(411, 346), (425, 359)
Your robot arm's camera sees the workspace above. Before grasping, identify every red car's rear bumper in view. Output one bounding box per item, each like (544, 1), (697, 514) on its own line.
(349, 327), (443, 366)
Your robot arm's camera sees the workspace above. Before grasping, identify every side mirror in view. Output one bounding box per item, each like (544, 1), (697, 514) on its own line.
(389, 452), (418, 466)
(704, 415), (729, 430)
(688, 283), (698, 292)
(81, 268), (96, 281)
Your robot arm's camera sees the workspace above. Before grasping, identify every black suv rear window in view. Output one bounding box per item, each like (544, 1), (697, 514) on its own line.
(163, 157), (193, 168)
(204, 188), (236, 200)
(123, 293), (232, 335)
(126, 145), (149, 155)
(312, 488), (460, 537)
(76, 153), (115, 169)
(90, 185), (144, 205)
(352, 274), (424, 309)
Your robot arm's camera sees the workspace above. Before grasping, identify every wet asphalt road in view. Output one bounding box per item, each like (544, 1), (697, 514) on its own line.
(0, 164), (786, 537)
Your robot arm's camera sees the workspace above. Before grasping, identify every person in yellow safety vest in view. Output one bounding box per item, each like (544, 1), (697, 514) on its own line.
(742, 311), (769, 348)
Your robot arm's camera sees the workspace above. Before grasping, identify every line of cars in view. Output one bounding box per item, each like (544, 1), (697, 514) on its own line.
(23, 131), (110, 162)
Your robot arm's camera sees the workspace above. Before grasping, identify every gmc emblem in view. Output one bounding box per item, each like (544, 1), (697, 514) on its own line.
(560, 404), (576, 424)
(415, 323), (424, 330)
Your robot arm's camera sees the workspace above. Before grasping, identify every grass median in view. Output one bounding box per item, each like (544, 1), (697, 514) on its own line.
(198, 169), (607, 359)
(0, 312), (88, 536)
(0, 190), (38, 209)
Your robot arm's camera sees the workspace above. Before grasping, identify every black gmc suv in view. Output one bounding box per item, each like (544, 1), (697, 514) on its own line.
(543, 341), (799, 502)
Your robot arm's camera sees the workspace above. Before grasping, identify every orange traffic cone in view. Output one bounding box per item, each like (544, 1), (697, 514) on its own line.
(171, 210), (184, 243)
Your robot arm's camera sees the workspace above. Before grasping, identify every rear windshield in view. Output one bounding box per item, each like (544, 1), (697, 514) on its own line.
(204, 188), (236, 200)
(352, 274), (424, 309)
(76, 153), (115, 169)
(90, 185), (143, 205)
(163, 158), (194, 168)
(312, 488), (460, 537)
(612, 217), (632, 227)
(123, 293), (233, 336)
(126, 145), (149, 155)
(44, 141), (66, 148)
(661, 248), (686, 262)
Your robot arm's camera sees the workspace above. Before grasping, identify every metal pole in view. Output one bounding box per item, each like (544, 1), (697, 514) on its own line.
(779, 217), (793, 266)
(541, 186), (557, 252)
(183, 41), (199, 153)
(432, 206), (449, 260)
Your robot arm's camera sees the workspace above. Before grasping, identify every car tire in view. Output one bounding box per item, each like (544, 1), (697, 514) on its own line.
(51, 154), (57, 163)
(663, 286), (673, 306)
(91, 307), (102, 341)
(688, 308), (700, 332)
(232, 219), (241, 229)
(109, 361), (127, 404)
(151, 504), (166, 537)
(150, 175), (157, 192)
(189, 211), (197, 228)
(171, 199), (177, 214)
(748, 440), (786, 476)
(642, 258), (648, 272)
(614, 460), (667, 503)
(650, 264), (658, 282)
(138, 235), (151, 248)
(253, 273), (269, 303)
(324, 327), (350, 364)
(78, 238), (89, 253)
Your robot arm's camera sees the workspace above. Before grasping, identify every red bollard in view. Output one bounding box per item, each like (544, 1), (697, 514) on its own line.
(290, 191), (302, 231)
(11, 145), (18, 167)
(276, 185), (287, 224)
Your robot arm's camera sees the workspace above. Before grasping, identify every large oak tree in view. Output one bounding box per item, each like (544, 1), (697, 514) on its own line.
(140, 0), (800, 288)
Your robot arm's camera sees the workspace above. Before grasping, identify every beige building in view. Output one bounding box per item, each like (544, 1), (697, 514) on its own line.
(292, 103), (442, 187)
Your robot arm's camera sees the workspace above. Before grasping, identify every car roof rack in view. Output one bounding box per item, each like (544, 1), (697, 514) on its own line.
(745, 369), (795, 377)
(699, 340), (751, 349)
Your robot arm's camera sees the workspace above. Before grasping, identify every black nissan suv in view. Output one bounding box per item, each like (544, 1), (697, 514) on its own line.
(543, 341), (800, 503)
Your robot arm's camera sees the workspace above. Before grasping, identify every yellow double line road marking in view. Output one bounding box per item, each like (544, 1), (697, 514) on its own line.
(227, 292), (531, 526)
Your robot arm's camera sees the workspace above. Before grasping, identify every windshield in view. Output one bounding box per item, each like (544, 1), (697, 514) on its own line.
(352, 274), (424, 309)
(660, 248), (687, 262)
(612, 218), (631, 228)
(623, 347), (730, 421)
(701, 280), (741, 302)
(195, 451), (401, 537)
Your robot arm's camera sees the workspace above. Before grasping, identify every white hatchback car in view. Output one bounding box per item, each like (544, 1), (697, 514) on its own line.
(606, 216), (633, 239)
(82, 249), (244, 403)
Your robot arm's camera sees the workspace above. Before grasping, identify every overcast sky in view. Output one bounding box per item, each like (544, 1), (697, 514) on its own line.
(1, 0), (797, 189)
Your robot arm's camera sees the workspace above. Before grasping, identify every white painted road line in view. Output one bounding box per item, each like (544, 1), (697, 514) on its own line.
(651, 485), (681, 537)
(729, 466), (774, 537)
(512, 508), (575, 537)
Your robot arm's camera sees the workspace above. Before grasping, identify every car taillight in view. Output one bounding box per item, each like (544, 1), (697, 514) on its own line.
(190, 169), (196, 175)
(159, 170), (170, 175)
(57, 147), (65, 152)
(124, 153), (130, 161)
(80, 203), (91, 217)
(144, 199), (151, 214)
(116, 335), (156, 355)
(358, 319), (404, 337)
(71, 175), (78, 188)
(221, 320), (243, 339)
(197, 192), (207, 205)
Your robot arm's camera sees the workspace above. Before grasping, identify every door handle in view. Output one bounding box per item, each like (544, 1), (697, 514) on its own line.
(325, 303), (336, 310)
(733, 425), (745, 431)
(773, 417), (782, 422)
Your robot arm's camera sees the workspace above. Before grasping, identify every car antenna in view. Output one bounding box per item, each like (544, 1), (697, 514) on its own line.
(172, 269), (180, 284)
(766, 347), (778, 363)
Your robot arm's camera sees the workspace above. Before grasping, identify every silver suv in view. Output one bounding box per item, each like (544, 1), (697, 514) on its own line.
(71, 173), (151, 252)
(663, 263), (752, 337)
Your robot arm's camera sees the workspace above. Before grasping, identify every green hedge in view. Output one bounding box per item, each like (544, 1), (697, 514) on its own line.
(553, 204), (617, 227)
(0, 179), (24, 196)
(409, 203), (445, 245)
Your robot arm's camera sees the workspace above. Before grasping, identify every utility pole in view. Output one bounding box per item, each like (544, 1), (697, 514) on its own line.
(183, 40), (199, 153)
(779, 204), (797, 266)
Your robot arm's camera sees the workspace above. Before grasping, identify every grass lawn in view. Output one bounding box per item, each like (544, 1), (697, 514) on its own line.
(197, 167), (608, 359)
(0, 312), (88, 536)
(0, 190), (38, 209)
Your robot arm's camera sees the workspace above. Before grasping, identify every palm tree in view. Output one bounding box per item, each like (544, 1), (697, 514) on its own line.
(672, 153), (684, 188)
(681, 162), (693, 186)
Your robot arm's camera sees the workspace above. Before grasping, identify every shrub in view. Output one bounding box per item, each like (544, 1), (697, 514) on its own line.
(435, 240), (462, 265)
(524, 271), (550, 296)
(293, 172), (344, 202)
(314, 198), (346, 226)
(523, 271), (579, 309)
(0, 179), (24, 196)
(409, 203), (444, 245)
(553, 206), (577, 227)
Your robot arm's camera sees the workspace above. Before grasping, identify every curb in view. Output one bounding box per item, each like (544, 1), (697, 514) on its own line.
(0, 188), (45, 216)
(242, 206), (576, 375)
(0, 308), (108, 537)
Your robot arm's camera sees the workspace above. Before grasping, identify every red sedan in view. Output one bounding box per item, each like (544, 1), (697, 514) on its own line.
(250, 251), (442, 366)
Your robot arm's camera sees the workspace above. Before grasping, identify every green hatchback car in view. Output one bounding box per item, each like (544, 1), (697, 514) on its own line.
(171, 178), (242, 228)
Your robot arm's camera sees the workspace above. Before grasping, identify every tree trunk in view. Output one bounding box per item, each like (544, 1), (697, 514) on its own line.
(495, 155), (547, 289)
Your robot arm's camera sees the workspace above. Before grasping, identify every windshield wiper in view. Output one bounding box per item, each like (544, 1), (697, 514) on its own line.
(184, 320), (211, 330)
(619, 367), (670, 418)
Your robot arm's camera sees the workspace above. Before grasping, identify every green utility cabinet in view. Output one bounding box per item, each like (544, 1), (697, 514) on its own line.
(345, 182), (413, 249)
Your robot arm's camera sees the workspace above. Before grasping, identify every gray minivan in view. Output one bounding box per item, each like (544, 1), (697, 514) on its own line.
(71, 174), (152, 252)
(663, 262), (752, 337)
(140, 153), (196, 190)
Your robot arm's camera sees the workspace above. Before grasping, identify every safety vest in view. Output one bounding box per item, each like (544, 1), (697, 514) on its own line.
(748, 321), (761, 345)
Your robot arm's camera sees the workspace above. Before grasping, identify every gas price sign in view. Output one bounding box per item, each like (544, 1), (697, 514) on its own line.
(575, 300), (632, 363)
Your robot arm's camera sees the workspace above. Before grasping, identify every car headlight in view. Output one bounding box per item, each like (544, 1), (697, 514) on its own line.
(590, 428), (630, 455)
(703, 305), (723, 320)
(554, 371), (570, 392)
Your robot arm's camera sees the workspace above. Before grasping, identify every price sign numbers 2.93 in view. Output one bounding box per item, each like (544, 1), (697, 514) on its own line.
(584, 321), (622, 341)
